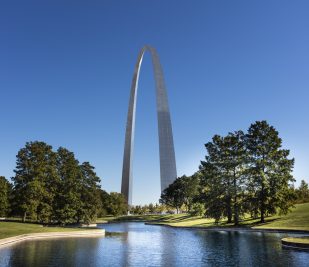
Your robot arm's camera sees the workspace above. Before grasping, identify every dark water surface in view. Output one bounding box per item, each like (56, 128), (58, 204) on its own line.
(0, 222), (308, 267)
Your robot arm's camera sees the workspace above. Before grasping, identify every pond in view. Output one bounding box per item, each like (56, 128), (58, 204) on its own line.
(0, 222), (308, 266)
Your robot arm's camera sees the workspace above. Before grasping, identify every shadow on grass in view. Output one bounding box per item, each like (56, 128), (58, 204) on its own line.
(105, 213), (287, 229)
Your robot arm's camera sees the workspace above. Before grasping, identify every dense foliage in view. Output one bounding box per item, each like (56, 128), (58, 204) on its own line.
(100, 191), (128, 216)
(159, 175), (199, 214)
(160, 121), (304, 225)
(0, 176), (11, 217)
(294, 180), (309, 204)
(129, 203), (174, 215)
(1, 141), (128, 224)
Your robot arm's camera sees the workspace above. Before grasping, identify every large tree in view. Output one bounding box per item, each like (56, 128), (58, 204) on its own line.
(0, 176), (11, 217)
(199, 160), (225, 223)
(160, 178), (186, 213)
(98, 189), (111, 216)
(180, 174), (200, 212)
(246, 121), (295, 223)
(10, 141), (107, 224)
(54, 147), (82, 225)
(12, 141), (58, 222)
(108, 192), (128, 216)
(224, 131), (247, 225)
(200, 131), (247, 224)
(79, 162), (102, 223)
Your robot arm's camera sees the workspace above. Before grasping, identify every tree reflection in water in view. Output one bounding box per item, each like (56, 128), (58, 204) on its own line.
(0, 223), (308, 267)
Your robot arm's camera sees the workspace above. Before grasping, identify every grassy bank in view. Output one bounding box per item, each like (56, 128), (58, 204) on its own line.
(98, 203), (309, 232)
(0, 222), (87, 239)
(253, 203), (309, 231)
(282, 237), (309, 244)
(2, 203), (307, 240)
(281, 236), (309, 249)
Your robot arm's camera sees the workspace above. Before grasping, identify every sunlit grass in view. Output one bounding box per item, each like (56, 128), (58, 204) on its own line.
(253, 203), (309, 231)
(0, 222), (86, 239)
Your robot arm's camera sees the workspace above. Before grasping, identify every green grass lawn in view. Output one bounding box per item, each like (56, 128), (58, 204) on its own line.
(1, 203), (308, 240)
(253, 203), (309, 231)
(0, 222), (85, 239)
(97, 202), (309, 231)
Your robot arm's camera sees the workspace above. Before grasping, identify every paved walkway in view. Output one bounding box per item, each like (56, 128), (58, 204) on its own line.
(0, 229), (105, 247)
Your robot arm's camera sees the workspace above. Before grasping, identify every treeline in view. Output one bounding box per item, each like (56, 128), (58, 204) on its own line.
(0, 141), (128, 224)
(160, 121), (307, 225)
(129, 203), (175, 215)
(294, 180), (309, 204)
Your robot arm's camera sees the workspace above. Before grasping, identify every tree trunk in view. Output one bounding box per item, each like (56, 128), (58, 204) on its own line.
(260, 183), (265, 223)
(233, 171), (239, 226)
(234, 205), (239, 225)
(227, 198), (232, 223)
(23, 212), (26, 223)
(234, 196), (239, 225)
(260, 161), (266, 223)
(260, 203), (265, 223)
(227, 177), (232, 223)
(186, 201), (189, 212)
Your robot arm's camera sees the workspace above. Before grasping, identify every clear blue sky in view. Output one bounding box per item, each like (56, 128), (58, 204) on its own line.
(1, 1), (308, 204)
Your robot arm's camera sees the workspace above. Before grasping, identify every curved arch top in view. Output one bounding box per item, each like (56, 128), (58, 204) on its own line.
(121, 46), (177, 205)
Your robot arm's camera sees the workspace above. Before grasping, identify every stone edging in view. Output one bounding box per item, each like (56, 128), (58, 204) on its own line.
(281, 238), (309, 250)
(0, 230), (105, 247)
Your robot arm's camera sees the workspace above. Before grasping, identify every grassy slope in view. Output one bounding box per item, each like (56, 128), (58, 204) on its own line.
(98, 203), (309, 231)
(253, 203), (309, 231)
(0, 222), (85, 239)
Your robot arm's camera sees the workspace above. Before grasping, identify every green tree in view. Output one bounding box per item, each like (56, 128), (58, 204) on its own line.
(154, 203), (165, 214)
(131, 205), (143, 215)
(199, 154), (227, 223)
(224, 131), (247, 225)
(108, 192), (128, 216)
(246, 121), (295, 223)
(12, 141), (58, 222)
(55, 147), (82, 225)
(200, 131), (247, 225)
(295, 180), (309, 203)
(0, 176), (11, 217)
(160, 178), (185, 213)
(148, 203), (155, 213)
(98, 189), (111, 216)
(180, 174), (200, 212)
(79, 162), (102, 224)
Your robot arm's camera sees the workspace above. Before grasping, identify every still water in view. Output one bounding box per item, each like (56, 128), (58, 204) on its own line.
(0, 222), (308, 267)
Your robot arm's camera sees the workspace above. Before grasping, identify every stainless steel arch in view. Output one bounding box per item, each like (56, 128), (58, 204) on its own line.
(121, 46), (177, 205)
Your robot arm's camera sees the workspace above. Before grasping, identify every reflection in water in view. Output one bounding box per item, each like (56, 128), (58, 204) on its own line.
(0, 222), (308, 267)
(0, 237), (101, 267)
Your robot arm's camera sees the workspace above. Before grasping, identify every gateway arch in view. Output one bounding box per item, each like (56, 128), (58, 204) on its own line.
(121, 46), (177, 205)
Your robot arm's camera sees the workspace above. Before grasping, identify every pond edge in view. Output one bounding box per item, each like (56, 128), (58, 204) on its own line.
(145, 222), (309, 234)
(281, 238), (309, 250)
(0, 230), (105, 248)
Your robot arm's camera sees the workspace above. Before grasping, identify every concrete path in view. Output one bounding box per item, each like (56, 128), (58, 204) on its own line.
(0, 229), (105, 247)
